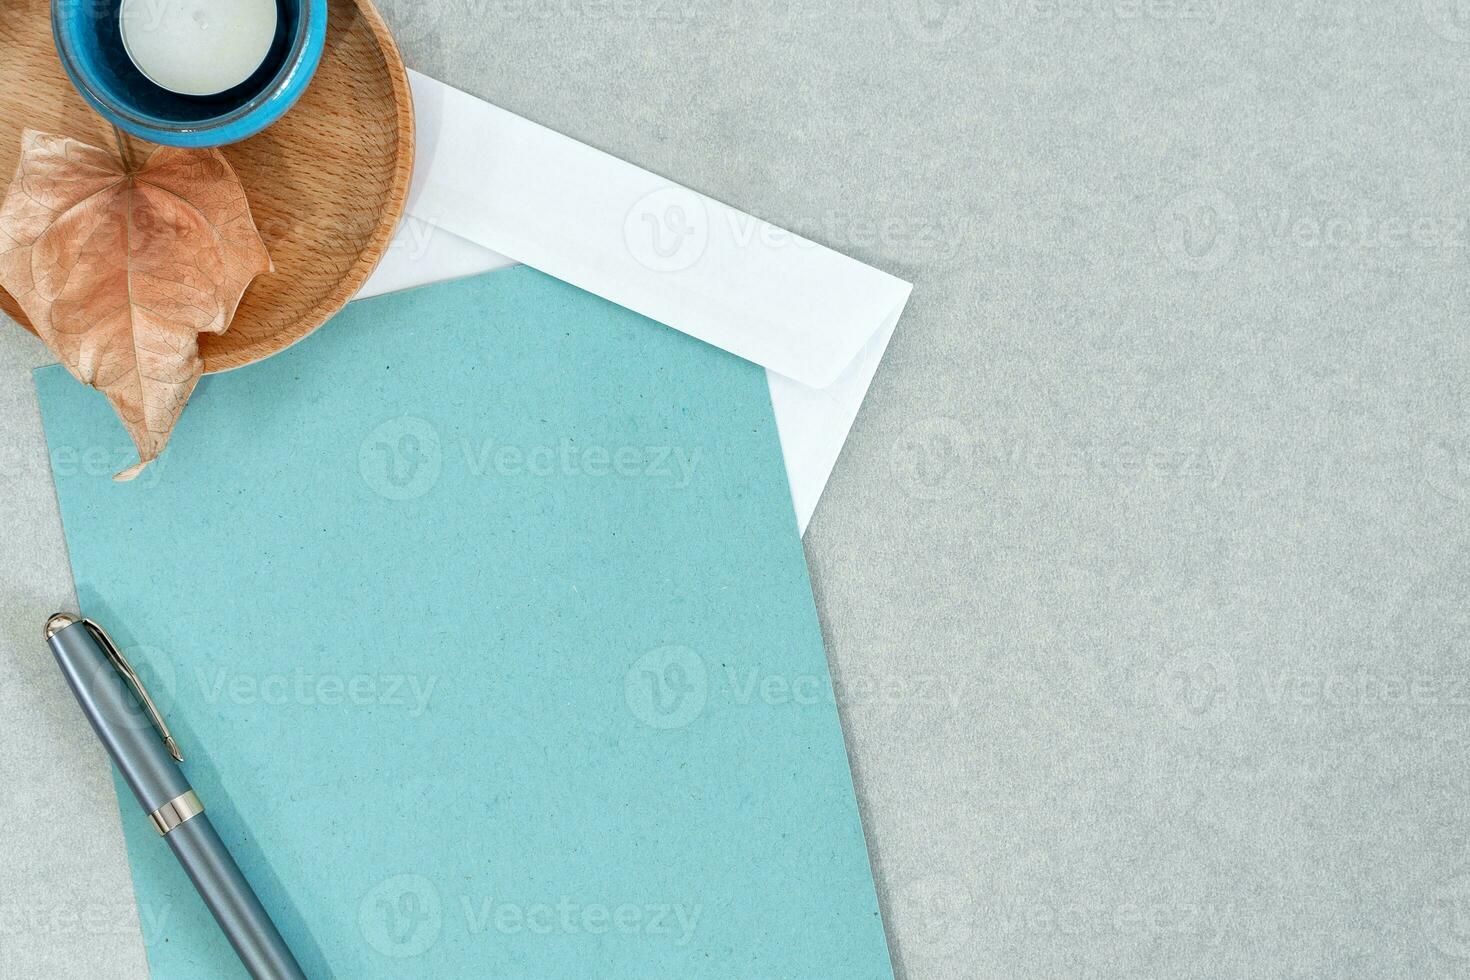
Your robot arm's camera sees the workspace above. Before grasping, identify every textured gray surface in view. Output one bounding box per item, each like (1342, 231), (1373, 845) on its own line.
(0, 329), (150, 979)
(4, 1), (1470, 977)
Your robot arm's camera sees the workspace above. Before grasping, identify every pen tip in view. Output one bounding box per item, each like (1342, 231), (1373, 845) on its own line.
(45, 613), (79, 640)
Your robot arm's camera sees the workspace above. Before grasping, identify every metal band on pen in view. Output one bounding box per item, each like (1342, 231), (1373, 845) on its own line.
(149, 790), (205, 836)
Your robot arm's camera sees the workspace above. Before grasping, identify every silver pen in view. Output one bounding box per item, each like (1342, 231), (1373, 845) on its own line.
(45, 613), (308, 980)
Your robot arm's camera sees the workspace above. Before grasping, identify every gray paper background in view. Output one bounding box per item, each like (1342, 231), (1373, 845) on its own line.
(4, 1), (1470, 977)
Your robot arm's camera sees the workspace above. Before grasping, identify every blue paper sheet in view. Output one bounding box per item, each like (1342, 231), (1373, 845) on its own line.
(35, 267), (892, 978)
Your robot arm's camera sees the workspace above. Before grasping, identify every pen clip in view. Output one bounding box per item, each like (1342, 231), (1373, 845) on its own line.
(83, 619), (184, 764)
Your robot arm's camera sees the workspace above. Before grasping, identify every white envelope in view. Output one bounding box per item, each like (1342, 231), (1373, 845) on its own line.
(360, 71), (912, 534)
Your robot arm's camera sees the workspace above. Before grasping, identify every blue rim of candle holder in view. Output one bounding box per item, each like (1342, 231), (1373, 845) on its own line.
(51, 0), (329, 149)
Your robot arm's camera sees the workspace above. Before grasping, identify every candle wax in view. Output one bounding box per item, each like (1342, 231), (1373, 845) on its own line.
(119, 0), (279, 98)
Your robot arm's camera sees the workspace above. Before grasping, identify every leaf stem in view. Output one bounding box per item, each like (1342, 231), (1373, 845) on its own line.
(112, 126), (136, 174)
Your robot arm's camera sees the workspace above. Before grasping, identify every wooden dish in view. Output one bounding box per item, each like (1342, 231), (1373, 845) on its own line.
(0, 0), (414, 372)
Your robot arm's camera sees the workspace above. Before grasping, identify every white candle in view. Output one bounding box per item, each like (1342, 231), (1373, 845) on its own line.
(119, 0), (279, 98)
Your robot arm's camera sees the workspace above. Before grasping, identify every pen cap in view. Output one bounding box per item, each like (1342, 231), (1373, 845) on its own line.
(47, 620), (192, 813)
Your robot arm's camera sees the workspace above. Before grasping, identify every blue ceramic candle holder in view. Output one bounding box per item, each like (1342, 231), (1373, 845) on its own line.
(52, 0), (328, 148)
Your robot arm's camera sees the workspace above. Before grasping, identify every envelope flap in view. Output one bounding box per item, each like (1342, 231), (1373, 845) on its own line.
(405, 71), (913, 389)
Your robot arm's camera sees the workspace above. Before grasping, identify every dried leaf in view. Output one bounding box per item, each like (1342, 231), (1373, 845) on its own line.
(0, 130), (271, 479)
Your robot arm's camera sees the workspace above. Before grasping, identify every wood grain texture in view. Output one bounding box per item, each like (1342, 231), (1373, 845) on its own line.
(0, 0), (414, 373)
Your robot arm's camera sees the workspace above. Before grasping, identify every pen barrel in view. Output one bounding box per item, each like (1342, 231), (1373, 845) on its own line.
(47, 621), (190, 812)
(167, 814), (308, 980)
(47, 621), (306, 979)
